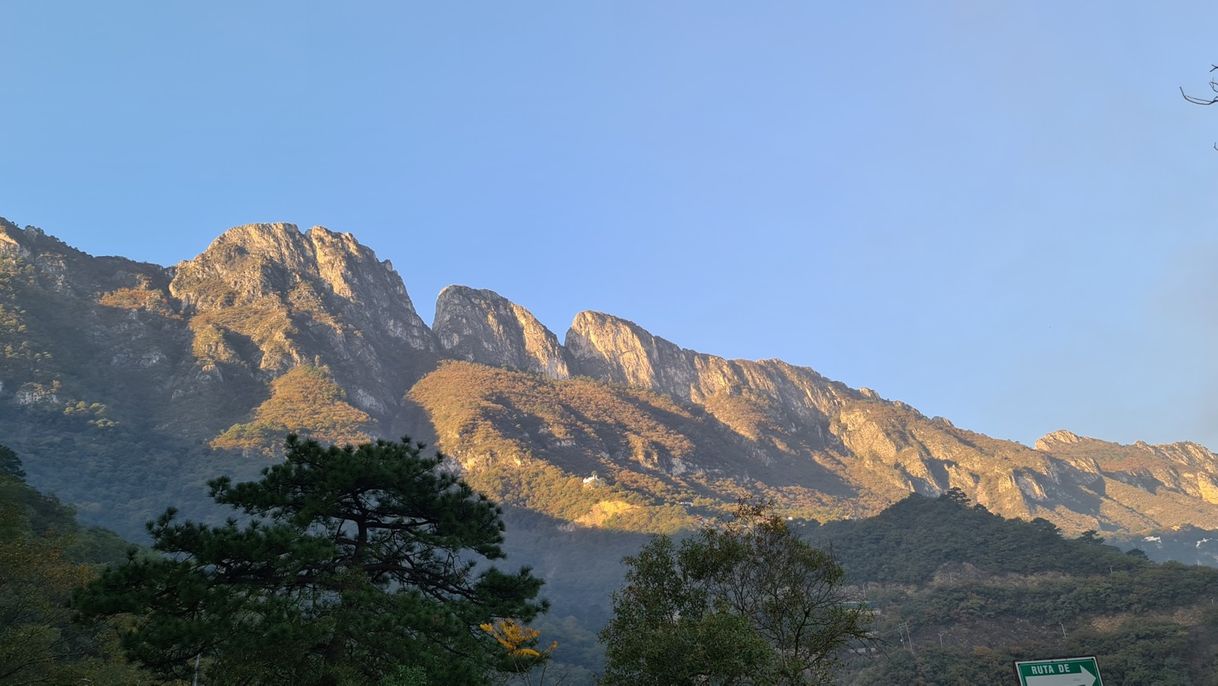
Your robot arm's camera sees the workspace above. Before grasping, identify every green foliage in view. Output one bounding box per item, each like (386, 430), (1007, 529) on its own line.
(1, 402), (262, 539)
(807, 492), (1144, 584)
(74, 435), (548, 685)
(0, 444), (148, 684)
(539, 491), (1218, 684)
(0, 443), (22, 478)
(467, 459), (695, 535)
(845, 617), (1209, 686)
(600, 505), (870, 685)
(822, 493), (1218, 684)
(599, 536), (775, 686)
(380, 665), (431, 686)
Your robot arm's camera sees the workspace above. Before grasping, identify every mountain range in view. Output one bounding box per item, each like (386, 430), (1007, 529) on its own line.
(3, 218), (1217, 540)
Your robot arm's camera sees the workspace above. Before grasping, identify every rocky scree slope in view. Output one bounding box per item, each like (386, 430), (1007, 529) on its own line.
(1, 218), (1217, 538)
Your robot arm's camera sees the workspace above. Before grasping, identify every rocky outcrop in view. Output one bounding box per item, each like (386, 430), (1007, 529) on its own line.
(0, 220), (448, 458)
(1035, 430), (1218, 473)
(166, 223), (439, 427)
(0, 220), (31, 258)
(170, 223), (435, 354)
(565, 311), (694, 393)
(433, 285), (569, 378)
(566, 311), (850, 405)
(1033, 430), (1218, 509)
(1035, 429), (1084, 451)
(564, 311), (860, 451)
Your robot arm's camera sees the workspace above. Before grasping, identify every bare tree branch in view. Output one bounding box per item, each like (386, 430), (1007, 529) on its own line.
(1181, 65), (1218, 104)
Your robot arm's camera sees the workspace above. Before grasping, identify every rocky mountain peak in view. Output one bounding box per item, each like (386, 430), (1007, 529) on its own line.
(168, 222), (433, 349)
(565, 311), (685, 392)
(563, 311), (851, 412)
(1034, 429), (1084, 451)
(306, 226), (386, 300)
(433, 285), (569, 379)
(0, 220), (74, 260)
(168, 223), (311, 308)
(161, 222), (437, 428)
(0, 221), (29, 258)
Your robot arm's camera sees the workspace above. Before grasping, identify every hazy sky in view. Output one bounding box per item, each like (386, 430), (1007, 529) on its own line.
(3, 2), (1218, 449)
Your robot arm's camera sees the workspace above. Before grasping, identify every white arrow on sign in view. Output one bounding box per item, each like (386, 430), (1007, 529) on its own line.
(1025, 671), (1096, 686)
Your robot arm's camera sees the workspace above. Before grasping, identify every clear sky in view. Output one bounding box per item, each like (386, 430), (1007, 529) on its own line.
(3, 2), (1218, 449)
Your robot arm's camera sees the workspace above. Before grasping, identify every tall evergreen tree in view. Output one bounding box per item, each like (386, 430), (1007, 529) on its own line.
(0, 443), (23, 479)
(74, 435), (547, 686)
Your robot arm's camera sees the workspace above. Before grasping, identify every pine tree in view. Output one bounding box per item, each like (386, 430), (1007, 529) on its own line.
(0, 443), (22, 479)
(74, 435), (547, 686)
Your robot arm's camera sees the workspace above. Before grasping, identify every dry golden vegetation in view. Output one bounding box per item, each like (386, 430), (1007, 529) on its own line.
(410, 361), (856, 533)
(212, 365), (372, 454)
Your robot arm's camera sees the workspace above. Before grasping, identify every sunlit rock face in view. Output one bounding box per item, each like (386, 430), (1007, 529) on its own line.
(565, 311), (691, 393)
(170, 223), (436, 356)
(549, 308), (1218, 533)
(165, 223), (441, 429)
(433, 285), (569, 379)
(9, 217), (1218, 539)
(1035, 429), (1218, 508)
(563, 310), (853, 442)
(565, 310), (845, 407)
(0, 220), (442, 441)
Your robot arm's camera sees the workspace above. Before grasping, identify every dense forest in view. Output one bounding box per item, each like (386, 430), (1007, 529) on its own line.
(810, 492), (1218, 684)
(0, 444), (150, 683)
(499, 491), (1218, 683)
(5, 439), (1218, 684)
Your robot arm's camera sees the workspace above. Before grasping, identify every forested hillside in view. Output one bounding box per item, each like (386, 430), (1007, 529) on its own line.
(463, 491), (1218, 683)
(0, 445), (148, 683)
(812, 493), (1218, 684)
(4, 433), (1217, 684)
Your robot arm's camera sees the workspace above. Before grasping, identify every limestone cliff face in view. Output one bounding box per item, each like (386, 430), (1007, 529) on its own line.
(1035, 430), (1218, 513)
(567, 311), (847, 407)
(565, 311), (687, 392)
(0, 220), (443, 453)
(0, 221), (30, 258)
(433, 286), (569, 379)
(9, 217), (1218, 540)
(168, 223), (437, 424)
(539, 308), (1218, 532)
(170, 223), (435, 356)
(565, 311), (857, 454)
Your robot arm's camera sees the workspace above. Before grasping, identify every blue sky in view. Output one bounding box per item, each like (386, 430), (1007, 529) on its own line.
(3, 2), (1218, 448)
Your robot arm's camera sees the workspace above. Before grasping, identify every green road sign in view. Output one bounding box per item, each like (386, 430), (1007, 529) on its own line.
(1015, 657), (1103, 686)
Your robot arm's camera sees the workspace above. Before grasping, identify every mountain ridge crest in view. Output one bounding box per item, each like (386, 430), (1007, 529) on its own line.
(4, 217), (1218, 538)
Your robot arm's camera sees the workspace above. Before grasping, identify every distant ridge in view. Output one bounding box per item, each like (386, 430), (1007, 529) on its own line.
(3, 217), (1218, 537)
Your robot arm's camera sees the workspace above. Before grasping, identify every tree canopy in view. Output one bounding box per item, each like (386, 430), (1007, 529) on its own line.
(74, 435), (548, 686)
(0, 443), (22, 479)
(0, 444), (144, 684)
(599, 503), (870, 685)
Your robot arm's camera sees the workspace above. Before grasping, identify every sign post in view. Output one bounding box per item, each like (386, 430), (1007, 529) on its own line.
(1014, 657), (1103, 686)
